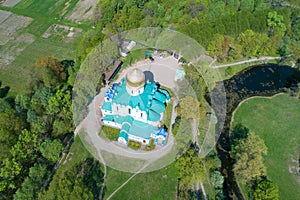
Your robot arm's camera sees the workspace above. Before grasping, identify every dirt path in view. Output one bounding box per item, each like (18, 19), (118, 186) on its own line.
(105, 161), (152, 200)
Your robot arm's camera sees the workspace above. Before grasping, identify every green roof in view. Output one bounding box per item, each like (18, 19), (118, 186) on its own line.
(150, 99), (165, 113)
(112, 78), (169, 114)
(102, 102), (112, 111)
(119, 131), (128, 141)
(103, 115), (114, 121)
(153, 91), (167, 102)
(148, 109), (161, 122)
(129, 120), (158, 139)
(158, 89), (170, 100)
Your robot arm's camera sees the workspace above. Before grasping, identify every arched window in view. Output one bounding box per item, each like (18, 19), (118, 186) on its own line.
(128, 108), (131, 114)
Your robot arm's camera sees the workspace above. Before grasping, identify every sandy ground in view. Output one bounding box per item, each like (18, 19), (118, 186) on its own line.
(68, 0), (98, 21)
(2, 0), (21, 7)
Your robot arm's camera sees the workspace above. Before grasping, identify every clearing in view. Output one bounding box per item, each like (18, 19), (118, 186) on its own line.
(233, 94), (300, 199)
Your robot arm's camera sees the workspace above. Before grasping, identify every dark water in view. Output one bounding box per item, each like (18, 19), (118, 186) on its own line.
(208, 64), (300, 199)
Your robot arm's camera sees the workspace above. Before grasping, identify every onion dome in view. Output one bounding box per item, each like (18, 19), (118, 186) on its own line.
(126, 68), (145, 88)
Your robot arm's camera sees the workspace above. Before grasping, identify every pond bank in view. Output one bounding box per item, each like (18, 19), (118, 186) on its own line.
(208, 64), (300, 199)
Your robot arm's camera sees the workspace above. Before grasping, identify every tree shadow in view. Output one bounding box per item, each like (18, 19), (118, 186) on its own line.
(0, 86), (10, 98)
(230, 123), (249, 144)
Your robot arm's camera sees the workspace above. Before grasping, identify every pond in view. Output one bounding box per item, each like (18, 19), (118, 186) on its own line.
(208, 64), (300, 199)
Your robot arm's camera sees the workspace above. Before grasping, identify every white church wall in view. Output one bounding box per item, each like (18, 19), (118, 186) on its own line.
(128, 134), (150, 145)
(101, 109), (112, 116)
(126, 85), (144, 96)
(102, 120), (121, 129)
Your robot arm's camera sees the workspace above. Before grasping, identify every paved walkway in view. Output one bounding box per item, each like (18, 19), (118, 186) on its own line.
(211, 56), (283, 68)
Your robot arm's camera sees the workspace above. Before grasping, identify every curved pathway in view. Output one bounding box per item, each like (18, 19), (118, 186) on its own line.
(76, 56), (183, 163)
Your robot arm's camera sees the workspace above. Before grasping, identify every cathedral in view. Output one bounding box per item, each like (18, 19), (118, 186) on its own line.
(101, 68), (170, 146)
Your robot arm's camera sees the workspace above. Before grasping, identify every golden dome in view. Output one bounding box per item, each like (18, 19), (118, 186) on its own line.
(126, 68), (145, 88)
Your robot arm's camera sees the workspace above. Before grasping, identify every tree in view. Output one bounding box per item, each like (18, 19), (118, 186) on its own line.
(240, 0), (255, 12)
(177, 96), (200, 120)
(39, 159), (100, 200)
(230, 132), (267, 184)
(47, 87), (73, 137)
(208, 1), (226, 19)
(254, 179), (279, 200)
(40, 139), (64, 163)
(210, 171), (224, 189)
(14, 164), (49, 200)
(176, 148), (206, 186)
(176, 147), (206, 198)
(36, 57), (66, 87)
(0, 109), (27, 162)
(0, 130), (38, 195)
(267, 11), (286, 37)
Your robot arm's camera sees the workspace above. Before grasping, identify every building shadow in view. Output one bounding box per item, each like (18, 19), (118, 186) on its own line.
(144, 71), (154, 83)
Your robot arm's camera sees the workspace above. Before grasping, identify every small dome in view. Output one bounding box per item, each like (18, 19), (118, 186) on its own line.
(126, 68), (145, 88)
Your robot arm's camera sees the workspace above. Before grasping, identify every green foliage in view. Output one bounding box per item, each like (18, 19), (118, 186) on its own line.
(114, 6), (143, 30)
(267, 11), (286, 37)
(177, 96), (200, 119)
(47, 87), (73, 137)
(40, 139), (64, 163)
(0, 108), (27, 161)
(230, 132), (267, 184)
(39, 157), (102, 200)
(172, 116), (181, 136)
(230, 123), (249, 144)
(176, 148), (206, 186)
(210, 171), (224, 189)
(210, 170), (225, 200)
(0, 130), (38, 194)
(14, 164), (49, 200)
(128, 140), (142, 150)
(36, 57), (67, 87)
(101, 126), (120, 141)
(253, 179), (279, 200)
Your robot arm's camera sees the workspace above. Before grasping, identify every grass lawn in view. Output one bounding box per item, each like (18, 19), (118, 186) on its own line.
(232, 94), (300, 199)
(163, 101), (173, 130)
(104, 164), (178, 200)
(100, 126), (120, 141)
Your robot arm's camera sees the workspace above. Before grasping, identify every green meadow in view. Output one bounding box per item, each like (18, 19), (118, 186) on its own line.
(233, 94), (300, 199)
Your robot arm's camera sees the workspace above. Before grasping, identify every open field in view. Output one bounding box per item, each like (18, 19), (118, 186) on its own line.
(67, 0), (98, 22)
(104, 164), (178, 200)
(233, 94), (300, 199)
(1, 0), (22, 7)
(0, 0), (91, 94)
